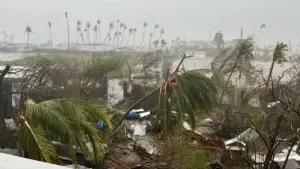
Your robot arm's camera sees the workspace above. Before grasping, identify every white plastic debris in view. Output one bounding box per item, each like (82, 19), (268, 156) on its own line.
(133, 123), (146, 136)
(139, 111), (151, 118)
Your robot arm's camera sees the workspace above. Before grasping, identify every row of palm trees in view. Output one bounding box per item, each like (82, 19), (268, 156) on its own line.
(23, 12), (168, 51)
(75, 19), (166, 49)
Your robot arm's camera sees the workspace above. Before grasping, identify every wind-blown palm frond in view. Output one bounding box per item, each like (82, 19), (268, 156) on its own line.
(157, 71), (218, 132)
(112, 55), (218, 135)
(18, 118), (58, 163)
(19, 98), (111, 165)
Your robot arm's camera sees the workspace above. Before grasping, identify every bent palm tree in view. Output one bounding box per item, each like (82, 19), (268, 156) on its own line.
(112, 55), (218, 133)
(18, 98), (111, 164)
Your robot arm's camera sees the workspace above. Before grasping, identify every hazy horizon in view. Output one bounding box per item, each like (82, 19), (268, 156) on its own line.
(1, 0), (300, 49)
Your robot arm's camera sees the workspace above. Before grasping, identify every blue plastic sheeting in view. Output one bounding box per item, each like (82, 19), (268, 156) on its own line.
(97, 120), (105, 129)
(126, 112), (138, 119)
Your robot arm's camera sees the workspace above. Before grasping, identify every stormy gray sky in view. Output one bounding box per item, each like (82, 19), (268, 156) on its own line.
(1, 0), (299, 47)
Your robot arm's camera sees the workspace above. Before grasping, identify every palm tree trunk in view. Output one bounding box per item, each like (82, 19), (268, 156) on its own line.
(49, 28), (53, 44)
(66, 18), (70, 50)
(219, 56), (239, 104)
(140, 27), (145, 48)
(26, 33), (29, 56)
(88, 30), (90, 44)
(266, 56), (276, 88)
(95, 32), (98, 44)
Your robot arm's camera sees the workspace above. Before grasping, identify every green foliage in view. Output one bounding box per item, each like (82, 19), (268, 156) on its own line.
(160, 130), (208, 169)
(273, 42), (288, 64)
(83, 55), (126, 79)
(157, 71), (218, 132)
(18, 98), (111, 164)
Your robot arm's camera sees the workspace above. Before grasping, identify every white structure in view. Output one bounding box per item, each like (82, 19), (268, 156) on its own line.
(0, 153), (68, 169)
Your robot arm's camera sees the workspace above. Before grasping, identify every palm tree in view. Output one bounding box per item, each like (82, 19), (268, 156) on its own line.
(103, 22), (114, 44)
(25, 26), (33, 55)
(65, 12), (70, 50)
(159, 29), (165, 41)
(140, 22), (148, 48)
(127, 28), (133, 46)
(76, 20), (82, 44)
(97, 19), (101, 43)
(80, 32), (85, 44)
(132, 28), (137, 47)
(48, 22), (53, 44)
(120, 25), (127, 47)
(112, 55), (217, 133)
(86, 22), (91, 44)
(148, 24), (159, 48)
(17, 98), (111, 164)
(93, 25), (98, 44)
